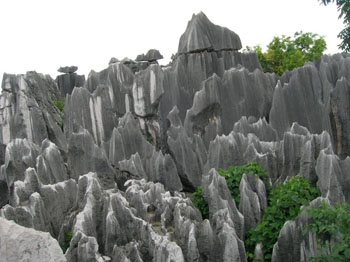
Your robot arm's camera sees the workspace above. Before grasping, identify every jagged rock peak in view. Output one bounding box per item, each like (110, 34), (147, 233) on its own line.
(108, 57), (119, 65)
(135, 49), (164, 62)
(178, 11), (242, 54)
(57, 66), (78, 74)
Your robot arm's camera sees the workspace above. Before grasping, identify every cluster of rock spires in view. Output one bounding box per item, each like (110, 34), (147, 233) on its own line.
(0, 11), (350, 262)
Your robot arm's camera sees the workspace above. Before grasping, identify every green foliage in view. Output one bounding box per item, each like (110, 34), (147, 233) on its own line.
(193, 186), (209, 220)
(305, 202), (350, 262)
(219, 161), (269, 207)
(319, 0), (350, 52)
(54, 98), (66, 113)
(62, 231), (73, 253)
(246, 31), (327, 76)
(246, 176), (321, 261)
(192, 162), (268, 219)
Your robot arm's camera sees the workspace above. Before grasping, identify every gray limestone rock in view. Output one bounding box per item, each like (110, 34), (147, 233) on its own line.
(85, 62), (134, 116)
(167, 107), (206, 190)
(56, 72), (85, 98)
(239, 173), (267, 232)
(270, 64), (332, 139)
(64, 86), (117, 146)
(202, 168), (244, 240)
(0, 72), (67, 150)
(132, 64), (164, 117)
(58, 66), (78, 74)
(67, 128), (116, 189)
(178, 12), (242, 54)
(108, 112), (182, 191)
(200, 171), (248, 259)
(136, 49), (163, 62)
(315, 147), (350, 204)
(1, 139), (40, 188)
(109, 57), (119, 65)
(36, 139), (68, 185)
(160, 49), (264, 127)
(233, 116), (278, 142)
(0, 217), (66, 262)
(184, 68), (275, 147)
(271, 197), (330, 262)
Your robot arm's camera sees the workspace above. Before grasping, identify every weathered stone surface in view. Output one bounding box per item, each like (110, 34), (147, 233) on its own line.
(109, 57), (119, 65)
(271, 198), (329, 262)
(56, 72), (85, 98)
(132, 64), (164, 117)
(1, 139), (40, 188)
(0, 72), (67, 150)
(36, 139), (68, 185)
(84, 62), (134, 116)
(329, 76), (350, 158)
(136, 49), (163, 62)
(58, 66), (78, 74)
(67, 128), (116, 189)
(108, 112), (182, 191)
(239, 173), (267, 232)
(233, 116), (278, 142)
(64, 86), (117, 146)
(178, 12), (242, 54)
(201, 169), (246, 261)
(270, 63), (332, 139)
(184, 68), (275, 147)
(315, 147), (350, 204)
(2, 11), (350, 262)
(167, 107), (206, 190)
(160, 50), (264, 125)
(0, 217), (66, 262)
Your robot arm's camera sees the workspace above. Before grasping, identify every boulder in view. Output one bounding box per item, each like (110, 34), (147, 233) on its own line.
(0, 217), (66, 262)
(58, 66), (78, 74)
(136, 49), (163, 62)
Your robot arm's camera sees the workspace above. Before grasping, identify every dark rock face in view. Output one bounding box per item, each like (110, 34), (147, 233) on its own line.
(178, 12), (242, 54)
(136, 49), (163, 62)
(1, 12), (350, 262)
(58, 66), (78, 74)
(56, 72), (85, 98)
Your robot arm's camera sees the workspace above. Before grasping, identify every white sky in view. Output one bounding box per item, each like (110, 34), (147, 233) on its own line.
(0, 0), (343, 84)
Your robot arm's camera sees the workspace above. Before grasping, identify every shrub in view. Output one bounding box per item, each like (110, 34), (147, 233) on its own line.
(192, 162), (268, 220)
(246, 176), (321, 261)
(219, 161), (269, 207)
(245, 31), (327, 76)
(305, 202), (350, 262)
(62, 231), (73, 253)
(54, 98), (66, 113)
(193, 186), (209, 220)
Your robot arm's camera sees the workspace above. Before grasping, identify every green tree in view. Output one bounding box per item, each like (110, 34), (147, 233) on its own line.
(319, 0), (350, 52)
(305, 202), (350, 262)
(246, 32), (327, 76)
(246, 176), (321, 261)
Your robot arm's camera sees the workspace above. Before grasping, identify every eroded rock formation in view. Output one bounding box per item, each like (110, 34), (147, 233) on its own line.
(0, 12), (349, 262)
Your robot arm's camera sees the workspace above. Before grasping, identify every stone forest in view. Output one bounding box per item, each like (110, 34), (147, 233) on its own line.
(1, 12), (350, 262)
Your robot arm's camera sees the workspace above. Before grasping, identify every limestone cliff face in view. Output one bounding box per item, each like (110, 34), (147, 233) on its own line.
(0, 12), (349, 262)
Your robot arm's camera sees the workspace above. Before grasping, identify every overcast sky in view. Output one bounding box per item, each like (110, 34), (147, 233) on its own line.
(0, 0), (343, 83)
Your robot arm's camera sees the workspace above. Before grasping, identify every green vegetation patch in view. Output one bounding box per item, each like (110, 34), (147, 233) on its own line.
(246, 176), (321, 261)
(62, 230), (73, 253)
(193, 186), (209, 220)
(305, 202), (350, 262)
(246, 31), (327, 76)
(192, 162), (268, 220)
(219, 161), (269, 207)
(54, 98), (66, 113)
